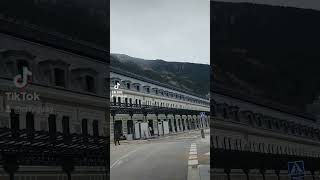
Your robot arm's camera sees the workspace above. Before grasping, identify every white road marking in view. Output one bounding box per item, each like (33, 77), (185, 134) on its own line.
(204, 152), (210, 155)
(188, 142), (199, 168)
(188, 159), (199, 166)
(190, 148), (197, 152)
(111, 147), (143, 169)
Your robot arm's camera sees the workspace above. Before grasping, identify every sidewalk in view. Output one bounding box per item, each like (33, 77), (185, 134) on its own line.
(110, 128), (208, 148)
(188, 129), (210, 180)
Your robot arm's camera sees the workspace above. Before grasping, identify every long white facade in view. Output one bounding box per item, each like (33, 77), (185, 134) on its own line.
(0, 30), (108, 179)
(110, 68), (210, 141)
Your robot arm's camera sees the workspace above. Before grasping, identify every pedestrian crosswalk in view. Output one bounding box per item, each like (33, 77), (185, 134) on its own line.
(188, 143), (199, 166)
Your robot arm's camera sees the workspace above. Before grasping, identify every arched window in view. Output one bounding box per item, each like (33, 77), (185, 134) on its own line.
(54, 68), (66, 87)
(62, 116), (70, 135)
(48, 114), (57, 134)
(125, 98), (128, 106)
(10, 109), (19, 131)
(17, 60), (29, 76)
(223, 108), (227, 118)
(26, 112), (34, 133)
(113, 97), (117, 105)
(82, 119), (88, 135)
(85, 75), (95, 92)
(118, 97), (121, 106)
(92, 120), (99, 137)
(114, 80), (120, 85)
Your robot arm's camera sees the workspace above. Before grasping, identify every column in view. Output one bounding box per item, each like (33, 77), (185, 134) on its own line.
(110, 114), (115, 141)
(170, 116), (175, 133)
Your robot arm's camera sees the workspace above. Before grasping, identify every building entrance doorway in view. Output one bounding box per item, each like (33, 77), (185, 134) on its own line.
(192, 120), (195, 129)
(168, 119), (172, 132)
(148, 120), (154, 136)
(134, 121), (142, 139)
(114, 120), (123, 137)
(127, 120), (134, 140)
(173, 119), (177, 132)
(163, 120), (169, 135)
(182, 119), (185, 131)
(158, 120), (164, 136)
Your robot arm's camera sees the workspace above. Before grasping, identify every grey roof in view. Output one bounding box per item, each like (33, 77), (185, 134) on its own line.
(212, 83), (316, 121)
(0, 17), (108, 62)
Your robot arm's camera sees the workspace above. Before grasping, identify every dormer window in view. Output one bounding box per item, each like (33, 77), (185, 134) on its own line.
(70, 68), (97, 93)
(111, 77), (121, 88)
(122, 80), (131, 89)
(132, 83), (141, 92)
(39, 60), (70, 87)
(16, 60), (31, 83)
(143, 86), (150, 93)
(152, 88), (158, 95)
(1, 50), (35, 78)
(86, 75), (95, 93)
(17, 60), (29, 76)
(54, 68), (66, 87)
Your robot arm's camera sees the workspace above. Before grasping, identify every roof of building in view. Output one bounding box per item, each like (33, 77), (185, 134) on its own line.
(0, 16), (108, 62)
(212, 83), (316, 121)
(111, 66), (209, 101)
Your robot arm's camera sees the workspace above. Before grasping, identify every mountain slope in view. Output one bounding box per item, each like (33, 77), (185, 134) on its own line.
(111, 54), (210, 97)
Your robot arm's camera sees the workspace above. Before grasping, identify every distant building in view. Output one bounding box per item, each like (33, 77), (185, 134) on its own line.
(0, 17), (107, 179)
(307, 97), (320, 120)
(110, 67), (210, 141)
(211, 84), (320, 179)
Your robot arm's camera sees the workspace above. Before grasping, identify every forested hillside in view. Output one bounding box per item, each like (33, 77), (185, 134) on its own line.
(111, 54), (210, 97)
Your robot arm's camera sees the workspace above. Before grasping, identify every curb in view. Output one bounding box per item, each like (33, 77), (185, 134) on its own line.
(111, 129), (207, 147)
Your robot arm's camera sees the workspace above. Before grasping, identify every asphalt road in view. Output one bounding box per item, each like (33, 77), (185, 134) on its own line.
(110, 130), (210, 180)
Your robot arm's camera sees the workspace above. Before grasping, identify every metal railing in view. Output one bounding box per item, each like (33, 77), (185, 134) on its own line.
(110, 102), (209, 115)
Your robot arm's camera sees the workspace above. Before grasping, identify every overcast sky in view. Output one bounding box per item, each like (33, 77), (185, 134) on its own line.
(213, 0), (320, 10)
(111, 0), (210, 65)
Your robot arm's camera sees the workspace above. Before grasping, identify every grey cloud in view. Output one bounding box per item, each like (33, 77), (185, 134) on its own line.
(111, 0), (210, 64)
